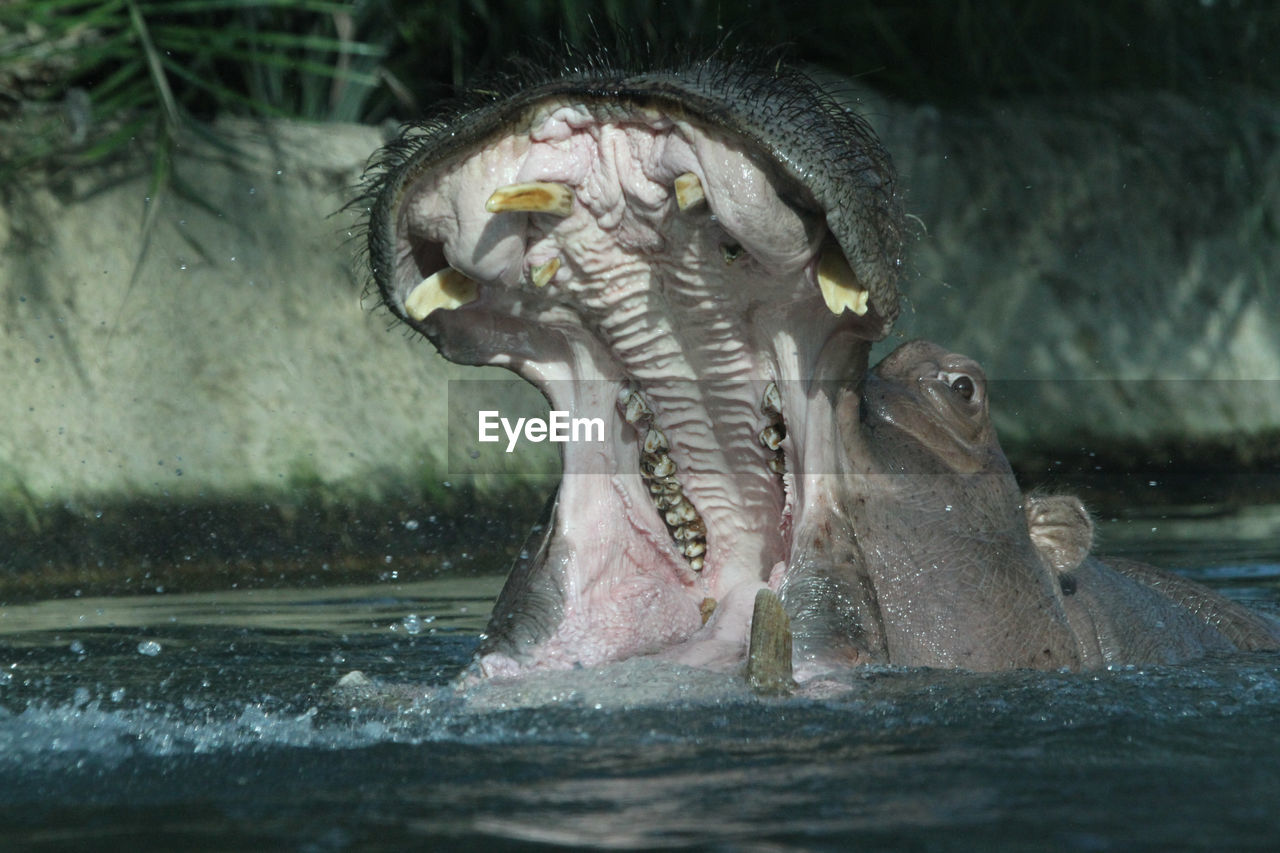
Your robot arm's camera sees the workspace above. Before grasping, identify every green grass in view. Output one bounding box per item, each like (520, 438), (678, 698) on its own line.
(3, 1), (386, 163)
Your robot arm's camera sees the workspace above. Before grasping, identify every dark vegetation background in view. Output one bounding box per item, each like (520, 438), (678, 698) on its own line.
(5, 0), (1278, 171)
(3, 1), (1277, 598)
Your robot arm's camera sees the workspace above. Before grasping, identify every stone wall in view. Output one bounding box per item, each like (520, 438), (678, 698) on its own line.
(0, 119), (553, 526)
(3, 89), (1278, 536)
(867, 90), (1280, 459)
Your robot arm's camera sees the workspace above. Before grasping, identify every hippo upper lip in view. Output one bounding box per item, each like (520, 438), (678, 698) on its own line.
(364, 58), (904, 336)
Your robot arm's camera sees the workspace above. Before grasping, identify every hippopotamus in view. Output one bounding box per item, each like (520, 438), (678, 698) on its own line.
(1024, 493), (1280, 665)
(797, 339), (1279, 677)
(359, 52), (1278, 681)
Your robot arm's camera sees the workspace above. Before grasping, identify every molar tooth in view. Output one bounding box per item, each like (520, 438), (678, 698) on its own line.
(769, 455), (787, 475)
(643, 427), (669, 454)
(404, 268), (478, 321)
(669, 515), (687, 533)
(684, 518), (706, 537)
(529, 256), (560, 288)
(759, 423), (786, 451)
(485, 181), (574, 217)
(761, 382), (782, 416)
(817, 244), (870, 316)
(678, 501), (698, 523)
(649, 454), (676, 478)
(625, 393), (652, 424)
(674, 172), (705, 211)
(683, 540), (706, 559)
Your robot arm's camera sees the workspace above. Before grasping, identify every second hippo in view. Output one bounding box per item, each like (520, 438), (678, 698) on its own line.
(783, 339), (1279, 677)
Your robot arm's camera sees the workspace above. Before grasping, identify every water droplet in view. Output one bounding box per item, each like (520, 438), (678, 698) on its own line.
(401, 614), (423, 635)
(137, 640), (162, 656)
(403, 519), (419, 531)
(69, 640), (85, 655)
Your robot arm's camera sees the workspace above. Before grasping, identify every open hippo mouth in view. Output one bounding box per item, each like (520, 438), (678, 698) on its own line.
(363, 55), (904, 677)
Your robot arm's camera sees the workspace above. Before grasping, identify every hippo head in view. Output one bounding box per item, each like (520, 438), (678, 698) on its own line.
(781, 339), (1081, 674)
(861, 340), (1001, 475)
(361, 54), (905, 676)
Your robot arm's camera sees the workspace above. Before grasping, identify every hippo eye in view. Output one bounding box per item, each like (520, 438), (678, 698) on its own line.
(949, 374), (975, 400)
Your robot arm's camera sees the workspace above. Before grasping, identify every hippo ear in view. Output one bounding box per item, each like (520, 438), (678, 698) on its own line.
(1025, 494), (1094, 574)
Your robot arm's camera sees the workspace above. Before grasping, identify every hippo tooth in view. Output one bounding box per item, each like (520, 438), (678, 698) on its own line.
(691, 558), (706, 574)
(670, 517), (689, 535)
(684, 518), (706, 537)
(662, 479), (682, 495)
(768, 455), (786, 475)
(657, 494), (676, 511)
(644, 426), (669, 454)
(667, 500), (696, 528)
(698, 595), (714, 618)
(617, 386), (633, 407)
(485, 181), (574, 216)
(761, 381), (782, 416)
(683, 540), (706, 558)
(625, 393), (653, 424)
(404, 268), (478, 321)
(648, 479), (664, 495)
(674, 172), (705, 210)
(817, 245), (870, 316)
(529, 256), (561, 288)
(759, 423), (786, 451)
(649, 454), (676, 478)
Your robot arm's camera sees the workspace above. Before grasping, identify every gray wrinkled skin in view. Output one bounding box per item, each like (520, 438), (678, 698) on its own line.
(785, 339), (1279, 675)
(783, 340), (1081, 675)
(1026, 495), (1280, 665)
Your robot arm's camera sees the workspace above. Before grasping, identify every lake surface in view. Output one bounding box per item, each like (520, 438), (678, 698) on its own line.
(2, 521), (1279, 851)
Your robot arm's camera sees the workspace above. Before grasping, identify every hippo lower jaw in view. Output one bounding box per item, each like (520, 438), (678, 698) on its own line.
(364, 63), (904, 676)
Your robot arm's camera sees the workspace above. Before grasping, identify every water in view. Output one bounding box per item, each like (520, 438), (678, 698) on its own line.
(2, 550), (1279, 850)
